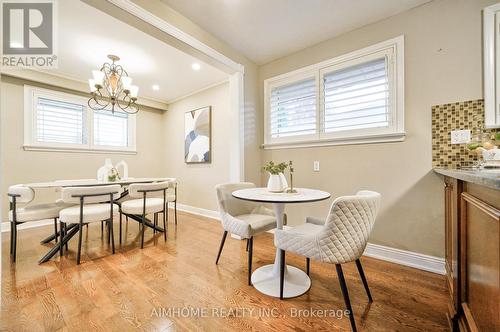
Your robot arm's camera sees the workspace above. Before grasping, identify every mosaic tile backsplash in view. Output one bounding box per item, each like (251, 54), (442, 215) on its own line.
(432, 99), (495, 168)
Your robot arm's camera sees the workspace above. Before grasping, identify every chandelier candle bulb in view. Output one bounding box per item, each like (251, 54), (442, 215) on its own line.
(92, 70), (104, 87)
(122, 77), (132, 91)
(88, 79), (97, 92)
(130, 85), (139, 98)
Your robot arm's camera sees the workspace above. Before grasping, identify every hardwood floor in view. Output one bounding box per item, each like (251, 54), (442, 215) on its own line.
(1, 211), (449, 331)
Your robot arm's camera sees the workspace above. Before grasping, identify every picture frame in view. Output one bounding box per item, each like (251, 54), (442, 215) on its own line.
(184, 106), (211, 163)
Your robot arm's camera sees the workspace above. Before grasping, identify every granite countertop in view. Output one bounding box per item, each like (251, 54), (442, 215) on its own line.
(434, 168), (500, 190)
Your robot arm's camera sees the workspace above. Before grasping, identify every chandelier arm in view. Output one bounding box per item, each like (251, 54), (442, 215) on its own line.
(116, 98), (138, 114)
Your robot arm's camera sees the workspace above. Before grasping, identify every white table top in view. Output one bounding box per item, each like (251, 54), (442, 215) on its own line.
(232, 187), (330, 204)
(23, 177), (174, 188)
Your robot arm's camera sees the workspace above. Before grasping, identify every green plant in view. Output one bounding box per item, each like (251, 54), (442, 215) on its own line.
(263, 161), (288, 175)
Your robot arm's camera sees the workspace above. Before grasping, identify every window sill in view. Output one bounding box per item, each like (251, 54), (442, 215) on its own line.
(262, 132), (406, 150)
(23, 145), (137, 155)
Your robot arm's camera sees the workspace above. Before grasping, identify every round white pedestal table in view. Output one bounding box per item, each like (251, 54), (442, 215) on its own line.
(232, 187), (330, 298)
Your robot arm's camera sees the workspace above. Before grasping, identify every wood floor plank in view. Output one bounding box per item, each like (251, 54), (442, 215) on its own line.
(2, 210), (448, 331)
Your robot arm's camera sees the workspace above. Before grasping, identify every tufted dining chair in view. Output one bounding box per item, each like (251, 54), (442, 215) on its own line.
(215, 182), (278, 285)
(274, 190), (381, 332)
(59, 185), (121, 264)
(121, 181), (171, 248)
(8, 184), (72, 262)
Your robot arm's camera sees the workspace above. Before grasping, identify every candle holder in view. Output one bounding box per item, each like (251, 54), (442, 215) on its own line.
(286, 160), (297, 193)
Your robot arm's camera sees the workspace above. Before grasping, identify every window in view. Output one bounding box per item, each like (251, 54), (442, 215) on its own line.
(24, 86), (136, 153)
(264, 36), (404, 148)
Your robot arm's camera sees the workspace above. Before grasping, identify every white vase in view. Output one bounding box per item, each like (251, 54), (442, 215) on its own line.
(97, 158), (113, 182)
(267, 172), (288, 192)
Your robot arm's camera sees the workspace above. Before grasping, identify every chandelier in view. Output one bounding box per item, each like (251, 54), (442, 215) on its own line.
(88, 54), (139, 114)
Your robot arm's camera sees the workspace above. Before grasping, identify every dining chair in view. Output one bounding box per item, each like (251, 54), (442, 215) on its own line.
(8, 184), (72, 262)
(215, 182), (278, 285)
(166, 179), (178, 225)
(59, 185), (121, 264)
(274, 190), (381, 332)
(121, 181), (171, 248)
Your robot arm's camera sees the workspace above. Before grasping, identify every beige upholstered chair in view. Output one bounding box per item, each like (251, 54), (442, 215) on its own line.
(121, 181), (171, 248)
(215, 182), (278, 285)
(8, 184), (71, 262)
(59, 185), (121, 264)
(275, 190), (381, 332)
(166, 179), (178, 224)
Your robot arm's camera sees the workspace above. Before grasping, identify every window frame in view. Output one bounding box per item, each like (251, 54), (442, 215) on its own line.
(23, 85), (137, 154)
(263, 36), (405, 149)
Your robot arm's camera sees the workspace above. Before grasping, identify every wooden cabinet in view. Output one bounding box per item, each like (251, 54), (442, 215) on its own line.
(443, 177), (500, 331)
(444, 177), (461, 329)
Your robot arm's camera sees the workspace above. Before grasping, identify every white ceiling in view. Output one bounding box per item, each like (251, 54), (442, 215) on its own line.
(52, 0), (228, 103)
(162, 0), (432, 64)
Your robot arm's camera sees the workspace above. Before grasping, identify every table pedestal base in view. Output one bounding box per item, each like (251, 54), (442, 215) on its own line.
(251, 264), (311, 298)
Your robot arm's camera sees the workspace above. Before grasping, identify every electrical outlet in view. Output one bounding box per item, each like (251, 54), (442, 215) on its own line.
(450, 130), (471, 144)
(313, 161), (320, 172)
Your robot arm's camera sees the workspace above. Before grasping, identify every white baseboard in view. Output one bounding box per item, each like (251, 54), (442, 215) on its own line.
(1, 219), (54, 232)
(363, 243), (445, 275)
(1, 203), (445, 275)
(175, 203), (220, 220)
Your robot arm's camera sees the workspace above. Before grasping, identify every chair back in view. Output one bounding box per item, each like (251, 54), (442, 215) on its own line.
(128, 181), (171, 198)
(320, 190), (381, 263)
(8, 185), (34, 203)
(215, 182), (256, 217)
(61, 185), (122, 204)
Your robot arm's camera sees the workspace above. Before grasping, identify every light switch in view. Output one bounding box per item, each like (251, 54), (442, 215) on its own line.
(450, 130), (471, 144)
(313, 161), (320, 172)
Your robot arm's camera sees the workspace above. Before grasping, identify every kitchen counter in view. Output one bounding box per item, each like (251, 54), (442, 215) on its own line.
(434, 168), (500, 191)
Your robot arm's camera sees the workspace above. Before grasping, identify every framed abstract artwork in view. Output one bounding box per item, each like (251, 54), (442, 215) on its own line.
(185, 106), (211, 163)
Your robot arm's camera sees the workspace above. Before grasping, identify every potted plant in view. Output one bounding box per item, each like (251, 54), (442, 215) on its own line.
(263, 161), (288, 192)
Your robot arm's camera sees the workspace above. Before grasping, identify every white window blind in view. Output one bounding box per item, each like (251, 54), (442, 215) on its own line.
(323, 57), (389, 133)
(270, 77), (316, 138)
(93, 110), (129, 147)
(36, 97), (86, 144)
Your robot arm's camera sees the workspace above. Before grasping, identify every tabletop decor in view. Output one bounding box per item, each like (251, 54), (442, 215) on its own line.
(88, 54), (139, 114)
(285, 160), (297, 193)
(263, 161), (288, 192)
(185, 106), (211, 163)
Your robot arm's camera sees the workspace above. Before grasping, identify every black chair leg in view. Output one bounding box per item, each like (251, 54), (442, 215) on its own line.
(153, 213), (157, 234)
(9, 221), (13, 254)
(109, 220), (115, 254)
(140, 215), (146, 249)
(174, 201), (177, 225)
(163, 209), (167, 241)
(246, 238), (249, 252)
(12, 222), (17, 262)
(59, 222), (64, 257)
(54, 218), (58, 243)
(76, 223), (83, 265)
(280, 249), (285, 300)
(215, 231), (228, 264)
(248, 237), (253, 286)
(355, 259), (373, 302)
(64, 223), (68, 251)
(306, 257), (310, 276)
(119, 213), (122, 244)
(101, 220), (104, 238)
(336, 264), (357, 332)
(166, 202), (169, 223)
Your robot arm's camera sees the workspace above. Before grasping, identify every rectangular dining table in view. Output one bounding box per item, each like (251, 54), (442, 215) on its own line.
(24, 177), (173, 264)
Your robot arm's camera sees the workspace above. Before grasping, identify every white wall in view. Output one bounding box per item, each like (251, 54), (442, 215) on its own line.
(258, 0), (496, 257)
(163, 82), (231, 211)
